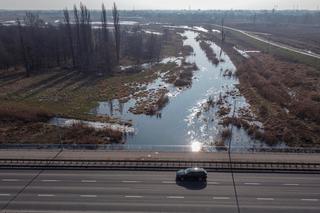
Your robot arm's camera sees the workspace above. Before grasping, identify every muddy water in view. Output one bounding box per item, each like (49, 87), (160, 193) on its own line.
(91, 31), (270, 150)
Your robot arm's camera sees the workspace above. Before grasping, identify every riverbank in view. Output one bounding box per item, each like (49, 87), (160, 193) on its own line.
(204, 25), (320, 147)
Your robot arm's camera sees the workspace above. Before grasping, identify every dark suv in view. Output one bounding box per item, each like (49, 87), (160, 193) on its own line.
(176, 167), (207, 182)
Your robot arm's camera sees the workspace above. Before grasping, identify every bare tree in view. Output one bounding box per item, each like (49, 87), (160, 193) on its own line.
(17, 19), (30, 77)
(113, 2), (120, 64)
(101, 3), (111, 72)
(79, 3), (93, 73)
(73, 5), (81, 71)
(0, 3), (164, 77)
(63, 8), (76, 68)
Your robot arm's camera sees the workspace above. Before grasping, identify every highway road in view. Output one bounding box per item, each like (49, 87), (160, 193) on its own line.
(0, 170), (319, 213)
(212, 24), (320, 60)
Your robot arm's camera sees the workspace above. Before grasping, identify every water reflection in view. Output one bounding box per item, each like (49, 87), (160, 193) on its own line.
(191, 141), (202, 152)
(90, 29), (284, 151)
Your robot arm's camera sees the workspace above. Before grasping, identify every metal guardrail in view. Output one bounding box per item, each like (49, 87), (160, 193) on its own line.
(1, 159), (320, 173)
(1, 143), (320, 154)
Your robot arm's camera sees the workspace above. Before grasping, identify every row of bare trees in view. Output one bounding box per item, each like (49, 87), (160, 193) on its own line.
(0, 3), (163, 77)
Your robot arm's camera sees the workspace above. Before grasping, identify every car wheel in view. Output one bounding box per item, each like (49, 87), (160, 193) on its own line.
(198, 177), (203, 181)
(180, 177), (184, 181)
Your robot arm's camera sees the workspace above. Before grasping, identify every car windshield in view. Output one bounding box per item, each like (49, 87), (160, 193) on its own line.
(185, 168), (193, 174)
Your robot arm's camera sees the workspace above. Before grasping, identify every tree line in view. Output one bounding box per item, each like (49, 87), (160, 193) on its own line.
(0, 3), (163, 77)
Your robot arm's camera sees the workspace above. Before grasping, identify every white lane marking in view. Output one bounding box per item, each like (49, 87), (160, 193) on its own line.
(208, 182), (220, 185)
(301, 199), (319, 202)
(38, 194), (55, 197)
(0, 194), (11, 196)
(125, 196), (143, 198)
(41, 180), (59, 182)
(121, 181), (141, 183)
(213, 197), (230, 200)
(167, 196), (184, 199)
(1, 179), (19, 182)
(80, 195), (97, 198)
(81, 180), (97, 183)
(283, 183), (300, 186)
(244, 183), (261, 185)
(162, 181), (175, 184)
(257, 198), (274, 201)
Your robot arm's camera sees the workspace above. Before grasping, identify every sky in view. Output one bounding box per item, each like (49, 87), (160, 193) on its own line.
(0, 0), (319, 10)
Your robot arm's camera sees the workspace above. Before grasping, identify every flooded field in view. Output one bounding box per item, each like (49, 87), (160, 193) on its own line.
(90, 30), (272, 150)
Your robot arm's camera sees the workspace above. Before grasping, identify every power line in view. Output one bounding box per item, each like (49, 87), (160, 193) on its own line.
(227, 100), (241, 213)
(0, 149), (64, 211)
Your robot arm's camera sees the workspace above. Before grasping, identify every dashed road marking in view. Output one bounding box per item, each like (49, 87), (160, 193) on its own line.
(38, 194), (55, 197)
(125, 196), (143, 198)
(0, 194), (11, 196)
(162, 181), (175, 184)
(283, 183), (300, 186)
(81, 180), (97, 183)
(208, 182), (219, 185)
(41, 180), (59, 182)
(167, 196), (184, 199)
(80, 195), (97, 198)
(1, 179), (19, 182)
(244, 183), (261, 185)
(257, 198), (274, 201)
(213, 197), (230, 200)
(301, 199), (319, 202)
(122, 181), (141, 183)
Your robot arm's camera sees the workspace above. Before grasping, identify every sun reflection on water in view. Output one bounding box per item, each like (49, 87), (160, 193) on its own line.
(191, 141), (202, 152)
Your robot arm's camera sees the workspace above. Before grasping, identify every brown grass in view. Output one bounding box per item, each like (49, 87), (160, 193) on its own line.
(236, 54), (320, 146)
(173, 62), (198, 87)
(199, 41), (219, 65)
(0, 105), (53, 123)
(0, 120), (124, 145)
(62, 123), (123, 144)
(202, 26), (320, 147)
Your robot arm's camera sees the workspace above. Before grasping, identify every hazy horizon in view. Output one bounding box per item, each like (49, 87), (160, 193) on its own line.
(0, 0), (319, 10)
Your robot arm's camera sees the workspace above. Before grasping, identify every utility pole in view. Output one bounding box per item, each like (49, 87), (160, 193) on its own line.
(227, 100), (241, 213)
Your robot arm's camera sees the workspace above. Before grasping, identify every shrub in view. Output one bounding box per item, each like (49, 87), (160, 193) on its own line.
(221, 128), (232, 141)
(0, 106), (52, 123)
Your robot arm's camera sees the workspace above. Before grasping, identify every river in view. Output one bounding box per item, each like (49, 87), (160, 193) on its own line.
(89, 30), (270, 151)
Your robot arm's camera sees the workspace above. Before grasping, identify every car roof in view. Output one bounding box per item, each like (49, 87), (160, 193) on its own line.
(186, 167), (206, 172)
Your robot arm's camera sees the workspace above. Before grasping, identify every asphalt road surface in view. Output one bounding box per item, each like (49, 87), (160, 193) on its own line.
(0, 170), (319, 213)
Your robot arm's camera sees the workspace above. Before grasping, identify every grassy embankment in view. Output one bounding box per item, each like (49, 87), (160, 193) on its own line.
(229, 30), (320, 70)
